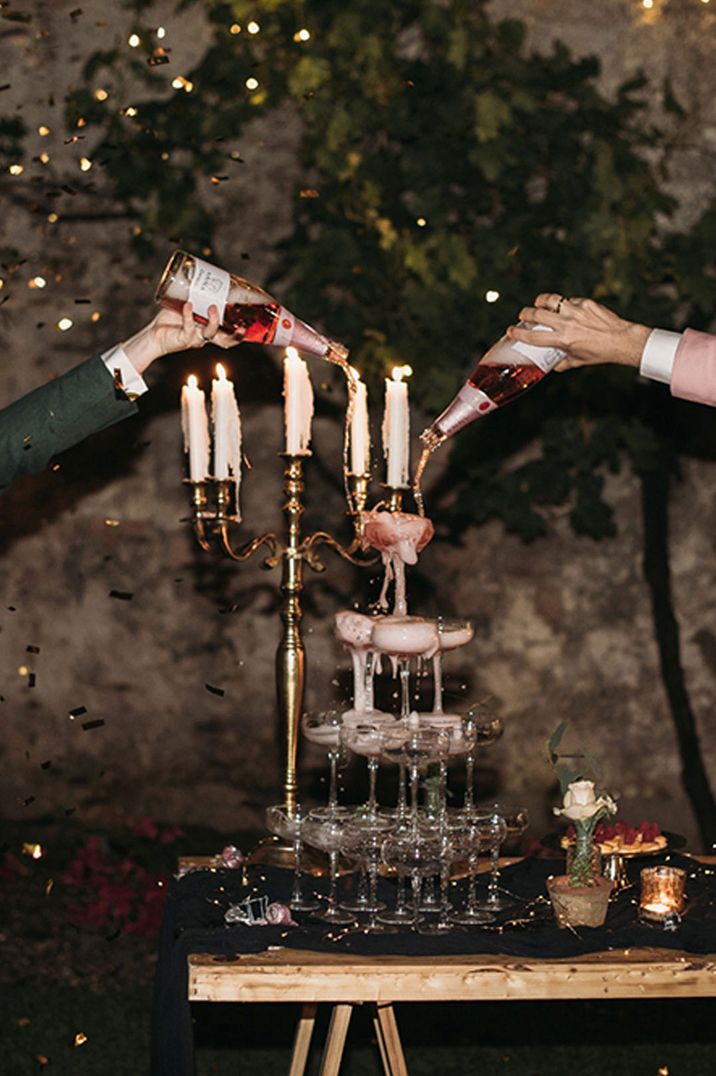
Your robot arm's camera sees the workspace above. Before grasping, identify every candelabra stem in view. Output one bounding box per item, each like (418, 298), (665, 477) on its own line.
(276, 455), (307, 816)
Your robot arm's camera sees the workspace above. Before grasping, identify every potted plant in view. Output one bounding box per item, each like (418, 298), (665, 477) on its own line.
(545, 724), (618, 928)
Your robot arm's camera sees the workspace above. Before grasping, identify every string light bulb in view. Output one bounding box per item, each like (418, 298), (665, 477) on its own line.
(245, 77), (259, 90)
(8, 163), (24, 175)
(230, 23), (241, 34)
(485, 289), (500, 303)
(294, 28), (311, 41)
(57, 317), (73, 331)
(38, 125), (50, 136)
(156, 26), (166, 38)
(128, 33), (141, 47)
(79, 157), (92, 172)
(94, 88), (108, 101)
(247, 20), (260, 34)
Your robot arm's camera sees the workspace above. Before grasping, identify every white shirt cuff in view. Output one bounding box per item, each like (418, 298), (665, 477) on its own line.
(639, 328), (681, 385)
(100, 343), (148, 400)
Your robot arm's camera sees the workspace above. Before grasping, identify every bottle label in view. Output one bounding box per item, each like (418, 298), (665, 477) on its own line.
(271, 306), (297, 348)
(189, 257), (230, 322)
(511, 323), (565, 373)
(436, 382), (497, 438)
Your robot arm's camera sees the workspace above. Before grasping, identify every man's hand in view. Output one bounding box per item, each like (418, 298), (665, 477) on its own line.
(506, 294), (651, 371)
(121, 301), (243, 375)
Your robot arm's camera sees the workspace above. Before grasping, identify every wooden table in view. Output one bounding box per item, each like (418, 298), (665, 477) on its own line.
(183, 855), (716, 1076)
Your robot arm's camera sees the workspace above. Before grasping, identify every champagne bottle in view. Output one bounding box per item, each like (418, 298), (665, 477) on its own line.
(421, 323), (565, 447)
(413, 324), (565, 513)
(155, 250), (347, 363)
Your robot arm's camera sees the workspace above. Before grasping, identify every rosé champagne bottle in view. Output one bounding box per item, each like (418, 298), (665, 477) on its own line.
(155, 250), (348, 366)
(413, 323), (565, 511)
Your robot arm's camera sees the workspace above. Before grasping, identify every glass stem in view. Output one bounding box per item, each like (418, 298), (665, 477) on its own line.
(411, 872), (421, 923)
(464, 752), (475, 813)
(367, 860), (379, 929)
(440, 862), (451, 922)
(395, 874), (407, 915)
(328, 751), (338, 813)
(397, 762), (407, 818)
(367, 757), (378, 815)
(355, 866), (368, 904)
(410, 761), (420, 823)
(488, 843), (500, 903)
(467, 852), (478, 910)
(291, 837), (303, 905)
(328, 850), (339, 911)
(399, 657), (411, 720)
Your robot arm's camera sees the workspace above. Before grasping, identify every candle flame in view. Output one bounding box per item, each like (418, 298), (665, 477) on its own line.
(215, 363), (227, 381)
(187, 374), (198, 389)
(391, 364), (413, 382)
(285, 346), (299, 362)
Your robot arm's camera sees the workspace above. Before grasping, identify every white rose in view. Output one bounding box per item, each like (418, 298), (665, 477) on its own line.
(554, 779), (614, 822)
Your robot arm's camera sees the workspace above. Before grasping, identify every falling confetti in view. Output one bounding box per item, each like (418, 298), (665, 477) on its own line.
(68, 706), (87, 720)
(109, 590), (133, 600)
(81, 718), (105, 731)
(205, 683), (225, 697)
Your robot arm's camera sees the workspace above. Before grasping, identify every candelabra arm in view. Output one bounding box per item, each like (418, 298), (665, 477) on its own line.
(218, 524), (281, 567)
(192, 517), (213, 553)
(302, 530), (379, 572)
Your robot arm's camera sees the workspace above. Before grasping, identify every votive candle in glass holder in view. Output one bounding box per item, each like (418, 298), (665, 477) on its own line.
(639, 865), (686, 924)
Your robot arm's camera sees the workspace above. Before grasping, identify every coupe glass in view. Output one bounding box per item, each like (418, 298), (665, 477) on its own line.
(432, 617), (474, 714)
(340, 818), (396, 931)
(372, 616), (439, 720)
(475, 804), (527, 912)
(303, 806), (354, 925)
(301, 710), (344, 814)
(463, 708), (503, 813)
(265, 803), (320, 912)
(340, 722), (385, 820)
(419, 823), (471, 935)
(382, 828), (442, 930)
(450, 810), (496, 926)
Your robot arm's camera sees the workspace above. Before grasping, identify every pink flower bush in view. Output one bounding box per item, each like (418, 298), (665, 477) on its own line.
(62, 821), (183, 935)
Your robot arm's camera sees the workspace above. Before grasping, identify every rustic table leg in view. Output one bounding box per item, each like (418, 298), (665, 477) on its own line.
(288, 1003), (317, 1076)
(372, 1003), (408, 1076)
(318, 1003), (353, 1076)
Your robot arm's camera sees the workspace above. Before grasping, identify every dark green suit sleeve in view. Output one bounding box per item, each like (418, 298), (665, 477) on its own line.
(0, 354), (139, 491)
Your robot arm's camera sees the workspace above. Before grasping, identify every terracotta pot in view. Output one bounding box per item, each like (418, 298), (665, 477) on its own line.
(547, 874), (613, 929)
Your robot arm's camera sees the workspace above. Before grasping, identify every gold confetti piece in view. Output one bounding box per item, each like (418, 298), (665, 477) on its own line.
(73, 1032), (88, 1047)
(35, 1056), (49, 1067)
(104, 518), (120, 527)
(299, 189), (319, 198)
(45, 879), (53, 895)
(17, 1016), (30, 1027)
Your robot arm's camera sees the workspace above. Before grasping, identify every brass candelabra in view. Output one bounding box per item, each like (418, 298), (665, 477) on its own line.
(186, 459), (402, 819)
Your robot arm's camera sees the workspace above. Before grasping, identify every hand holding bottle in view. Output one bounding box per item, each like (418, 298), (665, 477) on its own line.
(508, 294), (651, 371)
(119, 301), (241, 376)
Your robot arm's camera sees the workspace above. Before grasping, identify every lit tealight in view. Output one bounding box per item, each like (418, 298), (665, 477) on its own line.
(94, 88), (109, 101)
(230, 23), (241, 34)
(18, 665), (29, 676)
(57, 317), (73, 331)
(128, 33), (141, 47)
(38, 125), (50, 136)
(416, 217), (427, 227)
(73, 1033), (88, 1048)
(47, 212), (58, 223)
(294, 28), (311, 41)
(156, 25), (166, 38)
(247, 20), (260, 33)
(8, 163), (24, 175)
(39, 153), (50, 164)
(29, 276), (47, 289)
(485, 289), (500, 303)
(91, 311), (101, 322)
(22, 842), (44, 859)
(79, 157), (92, 172)
(245, 77), (259, 90)
(122, 106), (139, 117)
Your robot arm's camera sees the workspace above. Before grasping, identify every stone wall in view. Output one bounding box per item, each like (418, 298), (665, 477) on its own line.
(1, 0), (714, 848)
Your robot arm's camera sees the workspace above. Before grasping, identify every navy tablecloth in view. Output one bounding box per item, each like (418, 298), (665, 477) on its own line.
(151, 853), (716, 1076)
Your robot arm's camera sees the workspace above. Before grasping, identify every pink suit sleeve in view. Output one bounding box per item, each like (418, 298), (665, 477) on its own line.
(671, 329), (716, 407)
